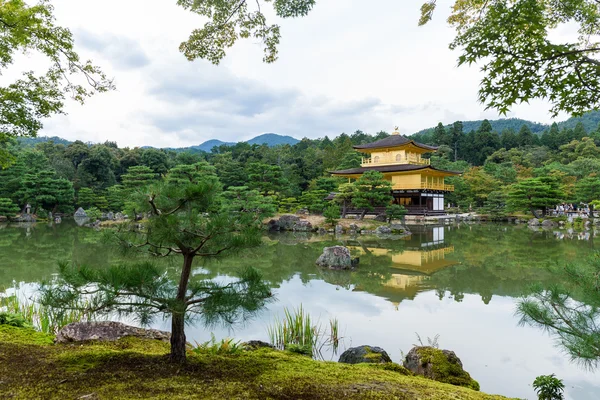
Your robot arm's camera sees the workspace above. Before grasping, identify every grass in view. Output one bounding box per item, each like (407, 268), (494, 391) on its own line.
(0, 325), (515, 400)
(267, 305), (341, 360)
(0, 289), (92, 334)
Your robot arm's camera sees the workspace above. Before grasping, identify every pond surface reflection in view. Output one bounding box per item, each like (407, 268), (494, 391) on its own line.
(1, 222), (599, 399)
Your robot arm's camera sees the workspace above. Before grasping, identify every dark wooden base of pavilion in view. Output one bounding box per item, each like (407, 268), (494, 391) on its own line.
(342, 190), (450, 217)
(392, 190), (448, 216)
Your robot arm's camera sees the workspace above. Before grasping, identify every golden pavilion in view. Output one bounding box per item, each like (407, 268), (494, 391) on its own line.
(330, 128), (460, 215)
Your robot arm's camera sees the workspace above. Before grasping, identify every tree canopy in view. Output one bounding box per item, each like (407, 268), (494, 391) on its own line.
(0, 0), (112, 166)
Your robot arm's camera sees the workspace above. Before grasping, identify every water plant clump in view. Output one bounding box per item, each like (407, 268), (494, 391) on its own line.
(267, 305), (342, 360)
(0, 289), (92, 334)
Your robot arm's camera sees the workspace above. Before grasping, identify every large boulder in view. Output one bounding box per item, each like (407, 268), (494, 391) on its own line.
(241, 340), (276, 351)
(339, 345), (392, 364)
(74, 207), (87, 218)
(390, 224), (409, 234)
(528, 218), (540, 226)
(541, 219), (556, 227)
(55, 321), (170, 343)
(316, 246), (358, 270)
(293, 220), (313, 232)
(403, 346), (479, 390)
(335, 225), (344, 235)
(278, 214), (301, 230)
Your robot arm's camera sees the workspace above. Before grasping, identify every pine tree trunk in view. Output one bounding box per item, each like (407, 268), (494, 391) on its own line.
(170, 252), (195, 363)
(360, 209), (367, 220)
(341, 202), (347, 218)
(170, 312), (187, 363)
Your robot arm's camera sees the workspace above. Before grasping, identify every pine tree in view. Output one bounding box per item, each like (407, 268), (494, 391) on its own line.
(323, 203), (340, 227)
(0, 198), (19, 219)
(121, 166), (156, 190)
(41, 162), (273, 363)
(517, 125), (535, 147)
(351, 171), (392, 219)
(77, 188), (95, 208)
(507, 177), (563, 217)
(575, 177), (600, 214)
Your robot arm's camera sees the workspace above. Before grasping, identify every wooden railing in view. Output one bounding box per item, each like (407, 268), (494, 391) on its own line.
(361, 155), (430, 167)
(392, 182), (454, 191)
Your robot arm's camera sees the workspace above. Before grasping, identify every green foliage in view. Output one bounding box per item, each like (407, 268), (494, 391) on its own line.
(42, 162), (273, 363)
(0, 312), (31, 328)
(77, 188), (95, 208)
(323, 203), (340, 227)
(121, 165), (155, 190)
(0, 197), (19, 218)
(221, 186), (276, 218)
(386, 204), (407, 223)
(85, 206), (102, 220)
(532, 374), (565, 400)
(106, 185), (125, 212)
(267, 305), (341, 360)
(507, 177), (563, 217)
(299, 189), (328, 213)
(277, 197), (300, 213)
(19, 169), (74, 213)
(351, 171), (392, 219)
(192, 333), (243, 355)
(0, 0), (112, 166)
(483, 191), (507, 220)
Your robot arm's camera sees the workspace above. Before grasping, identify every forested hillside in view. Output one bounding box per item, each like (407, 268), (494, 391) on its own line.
(2, 116), (600, 218)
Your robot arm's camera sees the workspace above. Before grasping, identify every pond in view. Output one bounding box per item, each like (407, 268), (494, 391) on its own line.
(1, 222), (599, 399)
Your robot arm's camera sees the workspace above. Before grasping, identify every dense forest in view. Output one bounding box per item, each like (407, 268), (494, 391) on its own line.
(2, 113), (600, 219)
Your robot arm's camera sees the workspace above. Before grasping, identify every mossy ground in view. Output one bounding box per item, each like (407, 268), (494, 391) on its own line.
(0, 325), (513, 399)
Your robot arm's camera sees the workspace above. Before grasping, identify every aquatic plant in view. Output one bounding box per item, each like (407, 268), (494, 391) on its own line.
(414, 333), (441, 349)
(0, 290), (92, 334)
(267, 305), (342, 360)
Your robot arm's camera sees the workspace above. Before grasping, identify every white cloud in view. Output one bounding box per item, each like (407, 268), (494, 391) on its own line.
(32, 0), (564, 147)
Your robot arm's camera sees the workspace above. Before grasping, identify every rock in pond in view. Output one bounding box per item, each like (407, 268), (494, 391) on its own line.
(55, 321), (170, 343)
(375, 225), (392, 235)
(338, 345), (392, 364)
(541, 219), (556, 227)
(403, 346), (479, 390)
(74, 207), (87, 218)
(528, 218), (540, 226)
(315, 246), (359, 270)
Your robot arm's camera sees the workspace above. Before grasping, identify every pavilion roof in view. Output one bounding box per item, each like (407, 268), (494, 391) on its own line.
(354, 135), (438, 151)
(330, 164), (461, 175)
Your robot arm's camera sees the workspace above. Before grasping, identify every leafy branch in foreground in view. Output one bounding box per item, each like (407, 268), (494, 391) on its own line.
(0, 0), (113, 166)
(41, 162), (275, 363)
(517, 253), (600, 370)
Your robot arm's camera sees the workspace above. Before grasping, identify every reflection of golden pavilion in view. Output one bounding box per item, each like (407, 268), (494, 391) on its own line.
(350, 227), (458, 306)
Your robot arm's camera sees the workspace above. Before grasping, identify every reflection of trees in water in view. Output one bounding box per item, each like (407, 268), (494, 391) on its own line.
(1, 224), (599, 312)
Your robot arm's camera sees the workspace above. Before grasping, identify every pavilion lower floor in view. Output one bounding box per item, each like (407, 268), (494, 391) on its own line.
(392, 190), (447, 215)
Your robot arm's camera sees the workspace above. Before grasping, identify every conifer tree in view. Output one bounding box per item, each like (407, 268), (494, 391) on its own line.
(0, 198), (19, 219)
(507, 177), (563, 217)
(351, 171), (392, 219)
(42, 162), (273, 363)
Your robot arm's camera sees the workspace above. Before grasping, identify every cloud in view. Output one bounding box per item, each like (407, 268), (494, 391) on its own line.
(75, 30), (151, 70)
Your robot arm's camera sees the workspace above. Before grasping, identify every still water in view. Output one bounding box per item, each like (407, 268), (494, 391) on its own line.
(1, 222), (599, 399)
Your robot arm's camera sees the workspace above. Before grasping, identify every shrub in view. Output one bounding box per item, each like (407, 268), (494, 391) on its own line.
(85, 206), (102, 220)
(323, 204), (340, 227)
(386, 204), (407, 223)
(192, 334), (243, 355)
(0, 312), (31, 328)
(532, 374), (565, 400)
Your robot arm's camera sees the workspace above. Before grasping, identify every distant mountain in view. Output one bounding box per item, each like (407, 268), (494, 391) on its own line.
(246, 133), (300, 147)
(17, 136), (73, 147)
(191, 139), (236, 153)
(556, 110), (600, 132)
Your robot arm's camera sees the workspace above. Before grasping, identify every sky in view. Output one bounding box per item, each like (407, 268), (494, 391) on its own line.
(33, 0), (572, 148)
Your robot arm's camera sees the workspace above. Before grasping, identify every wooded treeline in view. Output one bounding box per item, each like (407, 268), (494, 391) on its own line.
(2, 116), (600, 218)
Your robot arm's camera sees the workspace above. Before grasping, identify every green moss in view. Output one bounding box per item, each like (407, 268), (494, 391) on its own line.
(0, 325), (54, 345)
(416, 347), (480, 391)
(0, 328), (512, 399)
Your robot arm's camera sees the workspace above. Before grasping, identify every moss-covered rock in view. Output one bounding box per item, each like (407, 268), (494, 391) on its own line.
(404, 346), (480, 391)
(338, 345), (392, 364)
